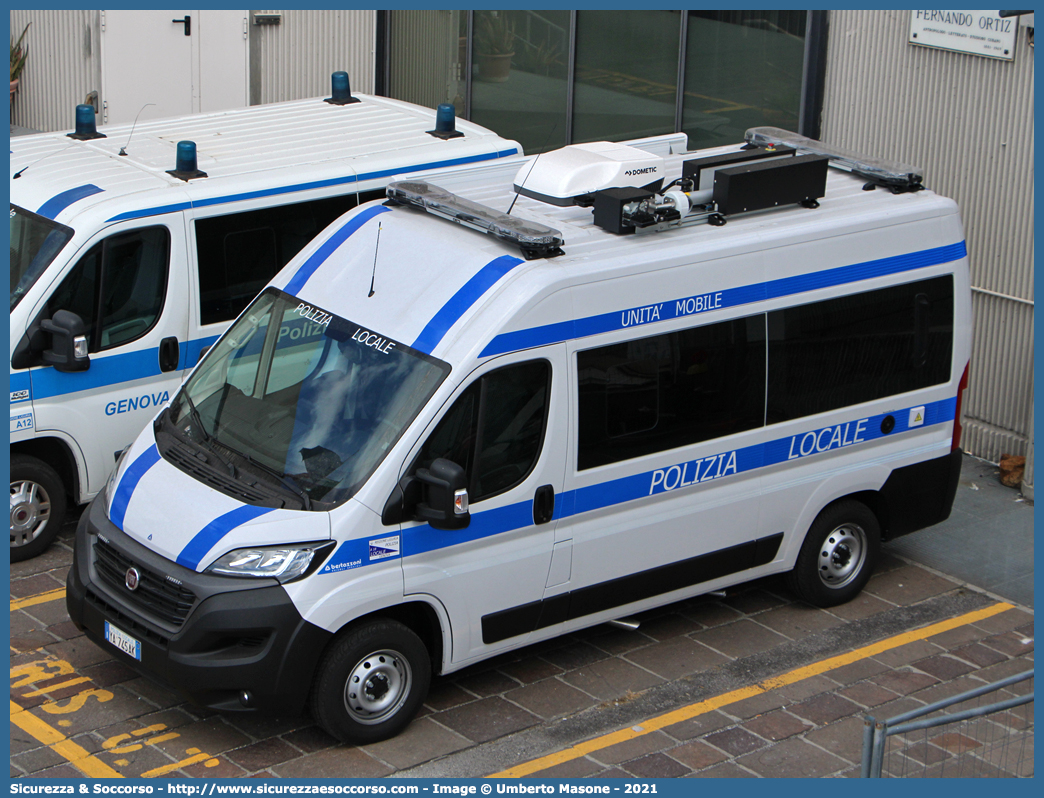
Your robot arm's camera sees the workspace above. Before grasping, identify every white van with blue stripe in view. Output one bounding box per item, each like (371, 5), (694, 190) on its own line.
(67, 129), (971, 744)
(10, 77), (525, 561)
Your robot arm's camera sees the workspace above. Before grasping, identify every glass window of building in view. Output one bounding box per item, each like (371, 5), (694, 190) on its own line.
(682, 11), (808, 150)
(470, 10), (570, 154)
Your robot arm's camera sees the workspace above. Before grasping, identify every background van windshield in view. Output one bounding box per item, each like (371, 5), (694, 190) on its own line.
(10, 206), (74, 311)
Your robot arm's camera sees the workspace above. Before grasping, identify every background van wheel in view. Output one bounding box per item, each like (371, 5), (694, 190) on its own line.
(786, 499), (880, 607)
(10, 454), (67, 562)
(311, 619), (430, 745)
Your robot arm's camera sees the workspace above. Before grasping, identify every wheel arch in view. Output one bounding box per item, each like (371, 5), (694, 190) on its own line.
(11, 436), (82, 503)
(330, 599), (446, 676)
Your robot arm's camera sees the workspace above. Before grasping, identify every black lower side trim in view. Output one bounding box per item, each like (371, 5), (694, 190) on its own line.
(879, 449), (962, 540)
(482, 533), (784, 645)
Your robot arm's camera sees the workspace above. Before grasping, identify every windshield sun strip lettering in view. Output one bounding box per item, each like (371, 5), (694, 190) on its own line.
(176, 505), (277, 571)
(109, 444), (161, 531)
(35, 184), (104, 220)
(315, 397), (955, 575)
(479, 241), (967, 358)
(412, 254), (525, 355)
(283, 206), (390, 296)
(103, 148), (520, 223)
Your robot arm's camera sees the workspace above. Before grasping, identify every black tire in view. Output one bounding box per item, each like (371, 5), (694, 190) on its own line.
(10, 454), (68, 562)
(311, 619), (431, 744)
(786, 499), (880, 607)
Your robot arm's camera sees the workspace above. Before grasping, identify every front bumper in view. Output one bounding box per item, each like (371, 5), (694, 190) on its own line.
(66, 497), (332, 715)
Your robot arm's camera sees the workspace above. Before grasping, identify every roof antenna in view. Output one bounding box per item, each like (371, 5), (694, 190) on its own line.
(368, 221), (383, 297)
(119, 103), (156, 156)
(12, 141), (78, 179)
(506, 121), (559, 216)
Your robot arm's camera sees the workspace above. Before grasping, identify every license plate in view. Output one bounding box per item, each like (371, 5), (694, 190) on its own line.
(104, 621), (141, 661)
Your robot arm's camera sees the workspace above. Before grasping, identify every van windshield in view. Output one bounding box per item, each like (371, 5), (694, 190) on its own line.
(166, 289), (449, 507)
(10, 205), (74, 311)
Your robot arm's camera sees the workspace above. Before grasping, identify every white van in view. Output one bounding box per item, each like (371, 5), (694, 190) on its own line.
(9, 83), (524, 560)
(67, 129), (971, 744)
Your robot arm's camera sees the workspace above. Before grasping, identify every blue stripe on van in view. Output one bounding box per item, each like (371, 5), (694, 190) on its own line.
(104, 148), (521, 223)
(412, 254), (524, 355)
(10, 371), (31, 402)
(480, 241), (968, 358)
(319, 397), (955, 575)
(109, 444), (161, 531)
(36, 184), (104, 220)
(284, 205), (390, 296)
(176, 505), (276, 570)
(23, 336), (221, 401)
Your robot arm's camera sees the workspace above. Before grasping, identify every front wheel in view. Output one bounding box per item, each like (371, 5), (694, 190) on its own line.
(786, 500), (880, 607)
(311, 619), (431, 744)
(10, 454), (68, 562)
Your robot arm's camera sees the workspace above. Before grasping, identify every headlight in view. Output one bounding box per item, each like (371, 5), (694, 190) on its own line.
(205, 543), (329, 582)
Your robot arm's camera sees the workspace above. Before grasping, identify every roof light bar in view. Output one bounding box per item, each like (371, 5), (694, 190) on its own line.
(387, 181), (564, 260)
(744, 127), (923, 192)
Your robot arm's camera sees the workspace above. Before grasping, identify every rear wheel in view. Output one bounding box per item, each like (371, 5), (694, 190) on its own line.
(10, 454), (67, 562)
(786, 500), (880, 607)
(311, 619), (431, 744)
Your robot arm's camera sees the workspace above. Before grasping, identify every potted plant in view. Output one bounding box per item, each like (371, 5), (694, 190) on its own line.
(474, 12), (515, 83)
(11, 22), (30, 102)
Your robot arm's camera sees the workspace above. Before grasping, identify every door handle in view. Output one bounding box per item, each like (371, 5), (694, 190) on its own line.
(173, 15), (191, 36)
(159, 337), (180, 372)
(533, 484), (555, 525)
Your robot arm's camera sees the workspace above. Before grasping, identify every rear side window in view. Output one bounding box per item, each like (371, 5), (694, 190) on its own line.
(45, 226), (170, 352)
(766, 276), (954, 423)
(194, 192), (382, 326)
(577, 316), (766, 470)
(412, 360), (551, 503)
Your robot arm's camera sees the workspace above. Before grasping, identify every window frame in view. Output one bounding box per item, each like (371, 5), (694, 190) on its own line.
(408, 358), (553, 505)
(44, 224), (171, 354)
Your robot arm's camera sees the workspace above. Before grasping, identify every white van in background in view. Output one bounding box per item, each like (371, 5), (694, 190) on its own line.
(67, 129), (971, 744)
(10, 78), (525, 560)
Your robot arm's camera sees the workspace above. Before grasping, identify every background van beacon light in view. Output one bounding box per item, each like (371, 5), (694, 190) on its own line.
(67, 103), (105, 140)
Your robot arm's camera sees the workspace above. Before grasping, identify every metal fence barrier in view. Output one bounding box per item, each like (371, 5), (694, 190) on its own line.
(862, 670), (1034, 777)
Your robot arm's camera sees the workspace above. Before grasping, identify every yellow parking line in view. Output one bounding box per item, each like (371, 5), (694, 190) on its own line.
(490, 602), (1014, 778)
(10, 700), (123, 778)
(11, 588), (66, 612)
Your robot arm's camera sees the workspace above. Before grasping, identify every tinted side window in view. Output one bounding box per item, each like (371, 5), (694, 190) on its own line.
(413, 361), (551, 503)
(194, 192), (382, 326)
(578, 316), (766, 470)
(766, 276), (954, 423)
(46, 226), (170, 352)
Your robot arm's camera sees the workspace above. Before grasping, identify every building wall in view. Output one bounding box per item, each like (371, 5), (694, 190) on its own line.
(248, 9), (376, 105)
(8, 10), (376, 132)
(820, 10), (1035, 466)
(10, 9), (98, 133)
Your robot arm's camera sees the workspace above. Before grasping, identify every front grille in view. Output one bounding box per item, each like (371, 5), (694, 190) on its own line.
(94, 538), (196, 627)
(84, 587), (170, 647)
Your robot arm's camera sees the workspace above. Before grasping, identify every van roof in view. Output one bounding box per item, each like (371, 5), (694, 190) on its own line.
(10, 94), (521, 225)
(274, 140), (964, 370)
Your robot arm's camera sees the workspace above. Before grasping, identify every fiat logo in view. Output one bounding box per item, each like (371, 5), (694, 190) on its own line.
(125, 567), (140, 591)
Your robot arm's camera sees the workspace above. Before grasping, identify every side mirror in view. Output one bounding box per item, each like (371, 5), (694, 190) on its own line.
(414, 458), (470, 530)
(40, 310), (90, 372)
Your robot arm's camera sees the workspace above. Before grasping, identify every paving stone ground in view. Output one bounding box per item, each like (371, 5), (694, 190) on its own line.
(9, 462), (1034, 779)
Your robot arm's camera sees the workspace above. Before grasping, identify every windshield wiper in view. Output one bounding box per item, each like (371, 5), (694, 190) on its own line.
(235, 449), (313, 512)
(173, 394), (237, 477)
(181, 392), (211, 443)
